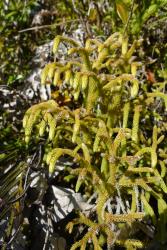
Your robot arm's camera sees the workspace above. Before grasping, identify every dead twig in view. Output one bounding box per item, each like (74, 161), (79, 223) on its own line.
(19, 19), (80, 33)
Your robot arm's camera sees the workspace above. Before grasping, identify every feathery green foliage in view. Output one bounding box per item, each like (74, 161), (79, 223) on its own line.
(23, 32), (167, 249)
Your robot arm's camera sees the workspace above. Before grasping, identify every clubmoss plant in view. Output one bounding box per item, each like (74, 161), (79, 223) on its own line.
(23, 32), (167, 249)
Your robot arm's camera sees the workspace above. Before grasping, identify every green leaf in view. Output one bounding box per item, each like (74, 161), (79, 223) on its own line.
(116, 1), (129, 24)
(6, 11), (17, 19)
(157, 198), (167, 243)
(64, 175), (75, 182)
(75, 178), (83, 192)
(141, 194), (156, 225)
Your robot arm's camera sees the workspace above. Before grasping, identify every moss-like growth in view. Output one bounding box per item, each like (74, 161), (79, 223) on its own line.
(23, 33), (167, 249)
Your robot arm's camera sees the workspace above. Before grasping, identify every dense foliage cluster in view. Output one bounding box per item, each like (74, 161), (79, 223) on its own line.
(23, 31), (167, 249)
